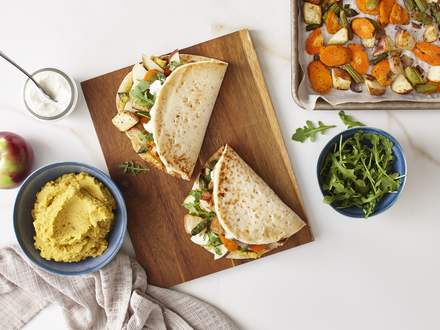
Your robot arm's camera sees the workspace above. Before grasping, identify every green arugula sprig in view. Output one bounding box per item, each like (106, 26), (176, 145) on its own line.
(118, 161), (149, 176)
(320, 131), (401, 218)
(131, 81), (155, 108)
(338, 111), (366, 128)
(182, 190), (216, 220)
(291, 121), (336, 142)
(292, 111), (366, 143)
(207, 232), (223, 255)
(130, 72), (165, 108)
(182, 189), (224, 255)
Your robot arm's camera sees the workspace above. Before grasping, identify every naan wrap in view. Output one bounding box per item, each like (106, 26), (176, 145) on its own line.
(183, 145), (306, 260)
(112, 52), (227, 180)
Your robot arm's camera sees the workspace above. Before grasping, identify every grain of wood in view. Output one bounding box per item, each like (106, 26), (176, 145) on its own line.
(81, 29), (313, 288)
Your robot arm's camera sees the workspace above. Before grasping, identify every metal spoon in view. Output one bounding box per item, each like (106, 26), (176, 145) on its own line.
(0, 50), (57, 102)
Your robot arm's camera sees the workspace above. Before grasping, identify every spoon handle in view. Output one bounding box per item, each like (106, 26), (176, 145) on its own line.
(0, 50), (56, 102)
(0, 50), (41, 87)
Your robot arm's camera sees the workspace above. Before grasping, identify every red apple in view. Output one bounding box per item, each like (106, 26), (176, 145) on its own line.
(0, 132), (33, 189)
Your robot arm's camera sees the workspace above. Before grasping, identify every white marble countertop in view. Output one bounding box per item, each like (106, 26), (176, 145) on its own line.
(1, 1), (440, 329)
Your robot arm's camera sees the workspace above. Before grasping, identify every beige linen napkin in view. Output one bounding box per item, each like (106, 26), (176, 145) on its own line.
(0, 245), (238, 330)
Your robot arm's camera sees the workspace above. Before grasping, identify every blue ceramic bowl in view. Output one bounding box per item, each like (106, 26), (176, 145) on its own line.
(14, 162), (127, 275)
(317, 127), (407, 218)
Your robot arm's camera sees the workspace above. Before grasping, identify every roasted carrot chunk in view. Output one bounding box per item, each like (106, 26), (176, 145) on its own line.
(320, 45), (352, 66)
(306, 28), (324, 55)
(356, 0), (379, 15)
(144, 69), (158, 81)
(372, 59), (393, 86)
(389, 3), (409, 25)
(219, 235), (239, 252)
(414, 42), (440, 66)
(379, 0), (395, 26)
(348, 44), (369, 75)
(307, 60), (333, 94)
(326, 10), (342, 34)
(352, 18), (376, 39)
(248, 244), (269, 254)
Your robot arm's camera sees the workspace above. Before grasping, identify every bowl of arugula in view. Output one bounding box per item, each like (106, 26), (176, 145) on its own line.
(317, 127), (407, 218)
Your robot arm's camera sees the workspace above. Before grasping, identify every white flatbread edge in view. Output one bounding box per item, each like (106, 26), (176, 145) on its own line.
(212, 145), (306, 245)
(114, 54), (227, 180)
(152, 57), (227, 180)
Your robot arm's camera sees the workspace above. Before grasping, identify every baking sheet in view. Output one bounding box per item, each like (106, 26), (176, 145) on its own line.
(291, 0), (440, 110)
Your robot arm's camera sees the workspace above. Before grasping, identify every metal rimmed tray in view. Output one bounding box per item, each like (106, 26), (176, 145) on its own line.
(290, 0), (440, 110)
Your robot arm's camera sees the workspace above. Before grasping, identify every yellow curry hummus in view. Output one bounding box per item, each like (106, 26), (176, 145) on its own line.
(32, 172), (116, 262)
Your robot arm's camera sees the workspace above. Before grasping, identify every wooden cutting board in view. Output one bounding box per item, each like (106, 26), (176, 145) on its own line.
(81, 29), (313, 288)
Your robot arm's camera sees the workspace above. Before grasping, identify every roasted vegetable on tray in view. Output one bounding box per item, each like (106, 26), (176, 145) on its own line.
(302, 0), (440, 97)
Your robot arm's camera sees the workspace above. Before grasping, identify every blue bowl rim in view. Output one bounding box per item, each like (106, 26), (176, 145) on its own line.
(316, 126), (407, 219)
(13, 161), (127, 276)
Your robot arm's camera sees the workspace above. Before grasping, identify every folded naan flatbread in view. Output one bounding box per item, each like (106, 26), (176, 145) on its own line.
(182, 145), (306, 260)
(112, 51), (227, 180)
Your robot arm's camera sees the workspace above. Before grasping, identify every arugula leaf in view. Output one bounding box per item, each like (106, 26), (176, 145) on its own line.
(338, 111), (366, 128)
(130, 81), (155, 108)
(208, 232), (222, 246)
(207, 232), (223, 255)
(320, 131), (402, 218)
(331, 153), (356, 180)
(292, 121), (336, 142)
(182, 190), (216, 219)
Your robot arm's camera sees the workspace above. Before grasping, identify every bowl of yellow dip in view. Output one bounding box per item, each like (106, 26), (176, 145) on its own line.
(13, 162), (127, 275)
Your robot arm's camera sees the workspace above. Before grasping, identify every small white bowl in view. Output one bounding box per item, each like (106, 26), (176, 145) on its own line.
(23, 68), (78, 121)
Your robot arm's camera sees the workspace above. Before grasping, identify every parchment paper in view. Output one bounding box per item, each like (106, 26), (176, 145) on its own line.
(298, 0), (440, 110)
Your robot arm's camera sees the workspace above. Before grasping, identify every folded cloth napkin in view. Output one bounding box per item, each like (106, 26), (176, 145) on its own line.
(0, 245), (238, 330)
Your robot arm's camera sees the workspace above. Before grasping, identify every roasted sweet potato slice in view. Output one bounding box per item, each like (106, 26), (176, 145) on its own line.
(348, 44), (369, 75)
(306, 28), (324, 55)
(320, 45), (352, 66)
(371, 59), (393, 86)
(307, 60), (332, 94)
(352, 18), (376, 39)
(356, 0), (379, 15)
(389, 3), (409, 25)
(379, 0), (395, 26)
(219, 235), (239, 251)
(326, 10), (342, 34)
(413, 42), (440, 66)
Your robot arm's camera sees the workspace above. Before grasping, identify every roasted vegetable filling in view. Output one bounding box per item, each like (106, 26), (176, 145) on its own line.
(182, 159), (274, 259)
(114, 51), (186, 164)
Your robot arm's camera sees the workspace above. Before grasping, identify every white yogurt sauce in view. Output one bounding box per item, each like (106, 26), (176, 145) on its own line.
(149, 79), (163, 95)
(24, 70), (72, 118)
